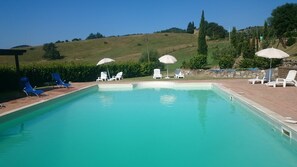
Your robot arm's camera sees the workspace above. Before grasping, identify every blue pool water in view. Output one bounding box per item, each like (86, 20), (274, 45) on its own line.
(0, 86), (297, 167)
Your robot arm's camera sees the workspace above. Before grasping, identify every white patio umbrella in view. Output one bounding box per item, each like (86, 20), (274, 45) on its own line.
(96, 58), (115, 65)
(158, 55), (177, 79)
(255, 47), (289, 81)
(96, 58), (115, 78)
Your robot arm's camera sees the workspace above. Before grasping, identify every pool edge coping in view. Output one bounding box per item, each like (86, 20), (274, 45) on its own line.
(214, 83), (297, 140)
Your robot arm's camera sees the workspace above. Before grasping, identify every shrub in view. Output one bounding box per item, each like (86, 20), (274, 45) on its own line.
(286, 37), (296, 46)
(239, 57), (283, 69)
(219, 55), (235, 69)
(140, 62), (161, 76)
(0, 62), (157, 91)
(189, 55), (207, 69)
(181, 60), (190, 69)
(139, 49), (160, 63)
(239, 58), (255, 68)
(43, 43), (62, 60)
(253, 57), (270, 69)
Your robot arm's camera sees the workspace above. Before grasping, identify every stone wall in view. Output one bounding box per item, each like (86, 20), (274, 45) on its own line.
(184, 68), (278, 79)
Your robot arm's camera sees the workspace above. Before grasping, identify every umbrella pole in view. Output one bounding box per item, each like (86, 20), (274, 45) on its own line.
(269, 59), (272, 82)
(107, 68), (110, 79)
(167, 65), (169, 78)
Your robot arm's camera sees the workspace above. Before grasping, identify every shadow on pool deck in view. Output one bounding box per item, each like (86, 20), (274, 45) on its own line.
(0, 82), (96, 115)
(1, 79), (297, 123)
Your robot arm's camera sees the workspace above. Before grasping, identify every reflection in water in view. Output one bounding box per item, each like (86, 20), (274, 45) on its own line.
(99, 94), (113, 107)
(0, 123), (25, 138)
(188, 91), (209, 131)
(0, 123), (31, 155)
(160, 94), (177, 106)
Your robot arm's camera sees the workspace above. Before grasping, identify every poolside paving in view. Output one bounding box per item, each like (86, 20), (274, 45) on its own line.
(1, 79), (297, 122)
(0, 82), (96, 116)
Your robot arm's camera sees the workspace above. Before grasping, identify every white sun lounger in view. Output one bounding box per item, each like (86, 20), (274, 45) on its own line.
(266, 70), (297, 87)
(153, 69), (162, 79)
(248, 69), (270, 84)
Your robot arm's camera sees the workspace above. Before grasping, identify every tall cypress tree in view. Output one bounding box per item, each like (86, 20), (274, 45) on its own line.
(197, 10), (208, 55)
(263, 21), (268, 40)
(187, 21), (195, 34)
(230, 27), (237, 48)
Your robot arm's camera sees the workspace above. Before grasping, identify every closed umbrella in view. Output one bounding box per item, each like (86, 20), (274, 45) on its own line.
(96, 58), (115, 78)
(158, 55), (177, 79)
(255, 47), (289, 81)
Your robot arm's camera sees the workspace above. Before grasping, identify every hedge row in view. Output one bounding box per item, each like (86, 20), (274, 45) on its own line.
(0, 62), (161, 91)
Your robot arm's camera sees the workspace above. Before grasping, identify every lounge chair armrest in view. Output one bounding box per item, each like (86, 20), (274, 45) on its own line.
(276, 78), (284, 82)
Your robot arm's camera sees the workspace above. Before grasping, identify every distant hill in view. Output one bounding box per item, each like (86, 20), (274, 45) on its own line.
(156, 27), (186, 33)
(0, 32), (296, 69)
(11, 45), (31, 49)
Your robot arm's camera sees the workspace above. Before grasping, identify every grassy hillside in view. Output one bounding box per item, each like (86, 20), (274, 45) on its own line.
(1, 33), (296, 70)
(0, 33), (196, 65)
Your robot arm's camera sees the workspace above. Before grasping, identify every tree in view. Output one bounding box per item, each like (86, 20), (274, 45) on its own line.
(230, 27), (237, 48)
(139, 49), (159, 63)
(157, 27), (186, 33)
(206, 22), (228, 39)
(263, 21), (269, 40)
(270, 3), (297, 48)
(197, 10), (208, 55)
(261, 21), (270, 49)
(187, 21), (196, 34)
(43, 43), (62, 60)
(189, 55), (207, 69)
(86, 32), (105, 40)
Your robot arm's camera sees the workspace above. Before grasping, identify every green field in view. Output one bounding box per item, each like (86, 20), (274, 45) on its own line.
(1, 33), (296, 71)
(0, 33), (229, 69)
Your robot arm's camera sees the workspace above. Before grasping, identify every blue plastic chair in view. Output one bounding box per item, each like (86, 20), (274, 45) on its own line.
(20, 77), (44, 97)
(51, 73), (71, 88)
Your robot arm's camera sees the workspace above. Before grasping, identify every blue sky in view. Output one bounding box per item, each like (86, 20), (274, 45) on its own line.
(0, 0), (295, 48)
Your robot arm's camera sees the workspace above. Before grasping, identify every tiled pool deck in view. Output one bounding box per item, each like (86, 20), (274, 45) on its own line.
(1, 79), (297, 132)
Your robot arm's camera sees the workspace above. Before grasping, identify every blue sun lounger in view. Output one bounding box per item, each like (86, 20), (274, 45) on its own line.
(20, 77), (44, 97)
(51, 73), (71, 88)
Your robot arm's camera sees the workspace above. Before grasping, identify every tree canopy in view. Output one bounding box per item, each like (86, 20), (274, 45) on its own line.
(187, 22), (196, 34)
(86, 32), (105, 40)
(205, 22), (228, 39)
(43, 43), (62, 60)
(269, 3), (297, 47)
(157, 27), (186, 33)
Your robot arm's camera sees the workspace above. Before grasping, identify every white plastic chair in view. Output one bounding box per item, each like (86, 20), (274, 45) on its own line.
(267, 70), (297, 87)
(248, 69), (270, 84)
(96, 72), (108, 82)
(153, 69), (162, 79)
(174, 69), (185, 79)
(115, 72), (123, 80)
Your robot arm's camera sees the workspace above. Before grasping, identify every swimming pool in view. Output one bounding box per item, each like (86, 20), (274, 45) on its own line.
(0, 82), (297, 167)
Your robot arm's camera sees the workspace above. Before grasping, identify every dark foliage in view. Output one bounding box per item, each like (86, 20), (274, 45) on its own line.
(86, 32), (105, 40)
(187, 22), (196, 34)
(189, 55), (207, 69)
(197, 10), (208, 55)
(205, 22), (228, 39)
(156, 27), (186, 33)
(43, 43), (62, 60)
